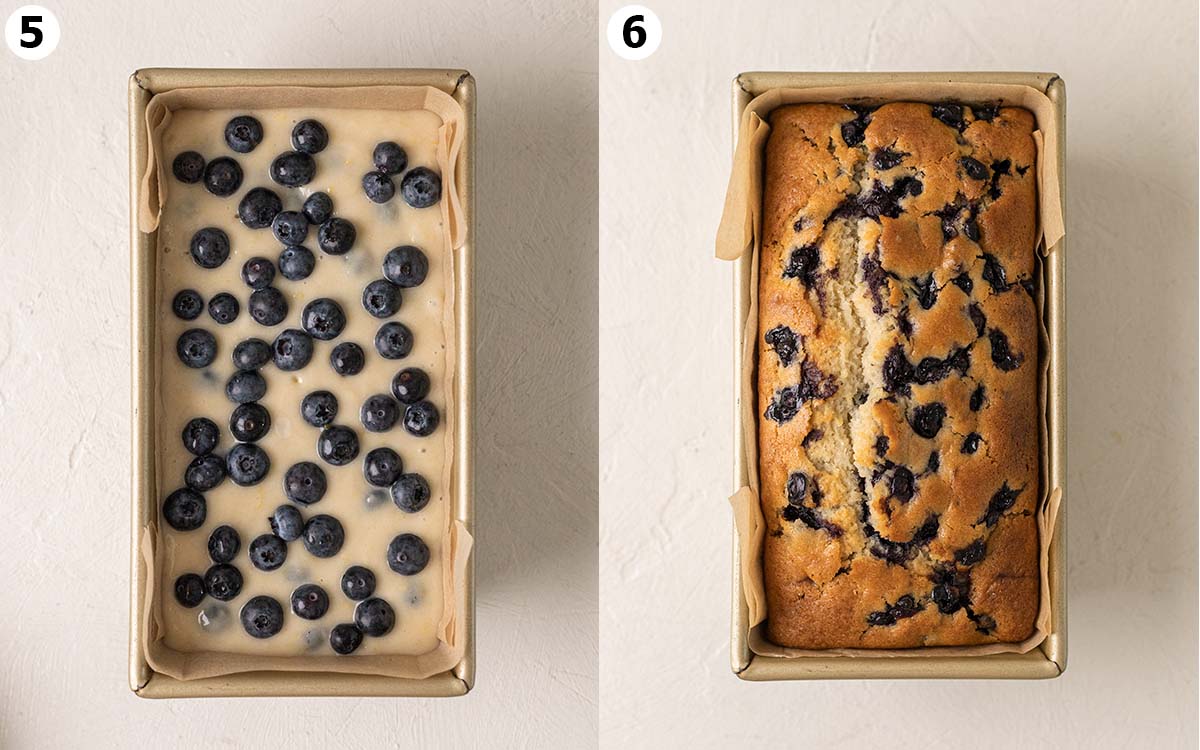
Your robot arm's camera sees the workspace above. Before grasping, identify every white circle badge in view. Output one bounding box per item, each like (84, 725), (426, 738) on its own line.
(6, 5), (60, 60)
(607, 5), (661, 61)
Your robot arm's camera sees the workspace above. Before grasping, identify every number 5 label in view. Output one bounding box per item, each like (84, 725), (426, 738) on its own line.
(607, 5), (661, 61)
(5, 5), (60, 60)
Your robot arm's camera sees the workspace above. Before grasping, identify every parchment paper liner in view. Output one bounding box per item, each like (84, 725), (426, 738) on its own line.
(137, 85), (471, 680)
(718, 82), (1063, 658)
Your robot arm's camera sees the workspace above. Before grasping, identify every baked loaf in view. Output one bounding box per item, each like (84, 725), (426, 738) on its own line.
(757, 102), (1039, 649)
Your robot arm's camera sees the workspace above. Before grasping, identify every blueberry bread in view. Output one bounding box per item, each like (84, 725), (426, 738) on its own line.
(757, 102), (1039, 649)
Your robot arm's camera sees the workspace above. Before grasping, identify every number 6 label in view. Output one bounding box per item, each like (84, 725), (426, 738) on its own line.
(607, 5), (661, 61)
(5, 5), (60, 60)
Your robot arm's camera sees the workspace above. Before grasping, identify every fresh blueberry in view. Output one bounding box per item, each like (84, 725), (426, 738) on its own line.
(363, 447), (403, 487)
(302, 514), (345, 558)
(301, 390), (338, 427)
(172, 289), (204, 320)
(302, 192), (333, 225)
(272, 329), (314, 371)
(400, 167), (441, 208)
(272, 210), (309, 245)
(189, 227), (230, 269)
(185, 453), (226, 492)
(238, 187), (283, 229)
(240, 595), (284, 638)
(278, 245), (316, 281)
(249, 287), (289, 327)
(207, 292), (240, 325)
(241, 257), (276, 290)
(224, 115), (263, 153)
(330, 342), (365, 376)
(232, 338), (272, 370)
(291, 119), (328, 154)
(301, 298), (346, 340)
(285, 461), (327, 505)
(354, 597), (395, 637)
(391, 473), (430, 513)
(391, 368), (430, 403)
(291, 583), (330, 620)
(230, 401), (271, 442)
(360, 394), (400, 433)
(341, 566), (376, 601)
(204, 564), (243, 601)
(386, 533), (430, 575)
(329, 623), (363, 654)
(373, 141), (408, 174)
(248, 533), (288, 571)
(182, 417), (219, 456)
(270, 151), (316, 187)
(382, 245), (428, 287)
(270, 504), (305, 542)
(361, 279), (402, 318)
(203, 157), (243, 197)
(174, 573), (206, 607)
(316, 425), (359, 466)
(226, 442), (270, 486)
(208, 525), (240, 563)
(317, 217), (356, 255)
(362, 171), (395, 203)
(163, 488), (206, 531)
(225, 369), (266, 403)
(172, 151), (206, 183)
(403, 401), (440, 437)
(176, 329), (217, 368)
(374, 321), (413, 359)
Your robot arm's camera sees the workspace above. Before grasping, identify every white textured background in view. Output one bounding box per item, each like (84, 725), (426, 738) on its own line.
(0, 1), (597, 747)
(600, 0), (1198, 747)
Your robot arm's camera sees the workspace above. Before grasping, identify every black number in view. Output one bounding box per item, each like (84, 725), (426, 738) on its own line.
(20, 15), (43, 48)
(622, 14), (645, 49)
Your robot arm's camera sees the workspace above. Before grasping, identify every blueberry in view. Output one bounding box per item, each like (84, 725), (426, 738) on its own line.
(363, 447), (403, 487)
(387, 533), (430, 575)
(382, 245), (428, 288)
(391, 473), (430, 513)
(241, 257), (276, 290)
(302, 192), (333, 225)
(270, 151), (316, 187)
(204, 564), (243, 601)
(230, 401), (271, 442)
(189, 227), (230, 269)
(329, 623), (363, 654)
(361, 279), (402, 319)
(172, 289), (204, 320)
(302, 514), (345, 558)
(270, 504), (305, 542)
(391, 368), (430, 404)
(272, 328), (314, 371)
(316, 425), (359, 466)
(240, 595), (285, 638)
(763, 325), (798, 367)
(272, 210), (309, 246)
(970, 385), (986, 411)
(361, 171), (395, 203)
(956, 539), (987, 565)
(988, 329), (1023, 371)
(910, 402), (947, 439)
(174, 573), (206, 607)
(301, 298), (346, 340)
(238, 187), (283, 229)
(232, 338), (272, 370)
(354, 597), (395, 637)
(400, 167), (442, 208)
(208, 525), (240, 563)
(301, 390), (338, 427)
(360, 394), (400, 432)
(226, 442), (270, 486)
(278, 245), (316, 281)
(182, 417), (220, 456)
(291, 119), (328, 154)
(249, 287), (289, 327)
(871, 148), (904, 170)
(373, 141), (408, 174)
(163, 488), (206, 531)
(890, 467), (915, 503)
(224, 115), (263, 153)
(981, 253), (1010, 293)
(931, 103), (966, 131)
(330, 342), (365, 376)
(176, 329), (217, 369)
(225, 370), (266, 403)
(980, 483), (1021, 526)
(207, 292), (240, 325)
(341, 566), (376, 600)
(785, 472), (807, 505)
(403, 401), (440, 437)
(317, 217), (356, 255)
(172, 151), (205, 183)
(961, 157), (989, 181)
(374, 321), (413, 359)
(185, 453), (226, 491)
(291, 584), (330, 620)
(285, 461), (327, 505)
(248, 533), (288, 571)
(203, 157), (243, 197)
(961, 433), (981, 455)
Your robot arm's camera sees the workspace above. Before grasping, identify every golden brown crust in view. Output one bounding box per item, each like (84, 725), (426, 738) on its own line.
(758, 102), (1039, 649)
